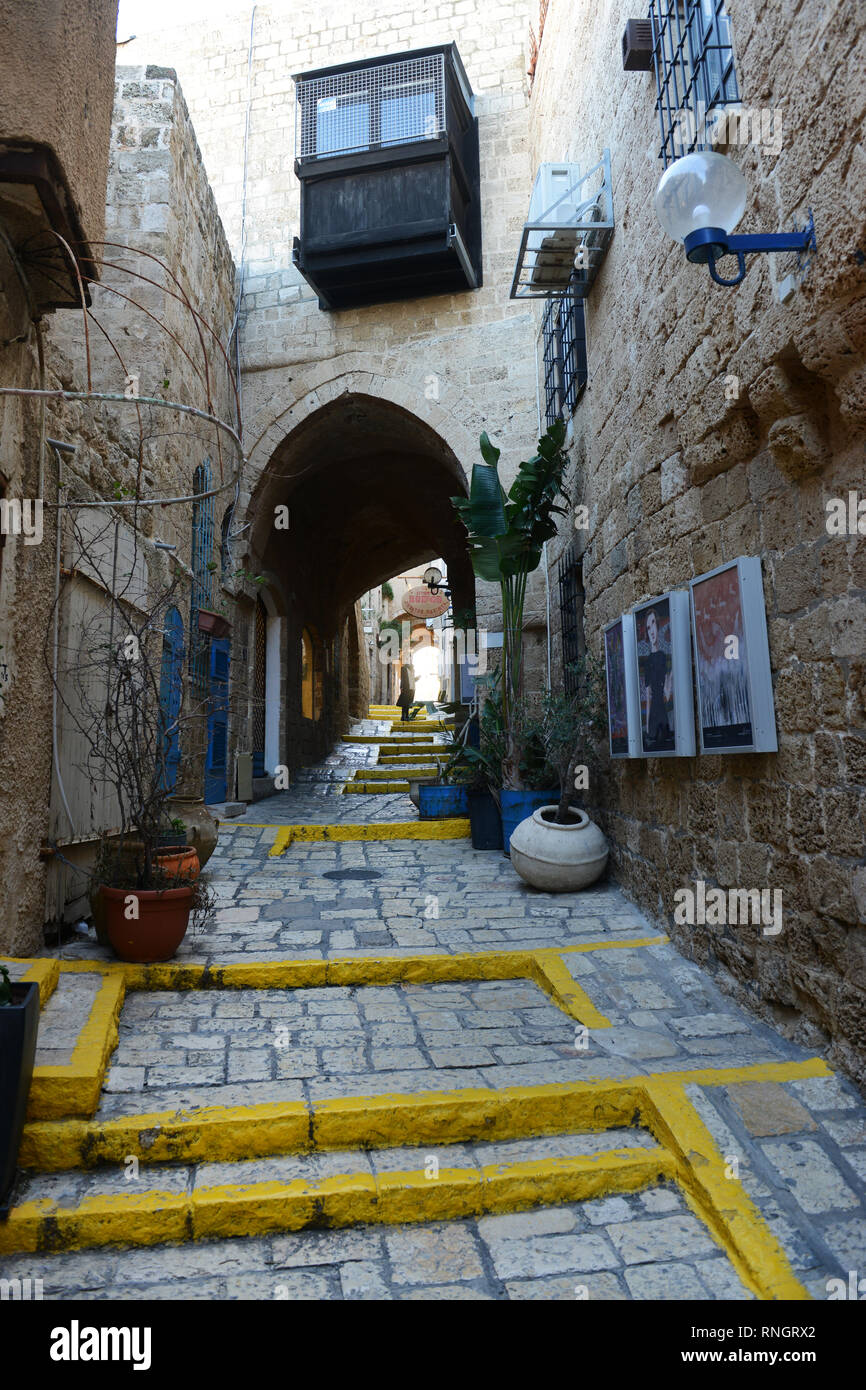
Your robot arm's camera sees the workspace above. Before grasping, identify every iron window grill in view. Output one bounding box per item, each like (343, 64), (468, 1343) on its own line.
(649, 0), (739, 166)
(295, 53), (446, 162)
(541, 283), (588, 427)
(190, 459), (214, 686)
(557, 543), (585, 697)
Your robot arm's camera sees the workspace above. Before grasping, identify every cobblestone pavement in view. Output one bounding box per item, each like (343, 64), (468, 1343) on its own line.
(56, 832), (649, 964)
(6, 726), (865, 1301)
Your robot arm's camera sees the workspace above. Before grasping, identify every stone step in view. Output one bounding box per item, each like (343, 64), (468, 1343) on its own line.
(343, 781), (412, 793)
(343, 736), (440, 746)
(2, 1128), (669, 1254)
(353, 767), (438, 780)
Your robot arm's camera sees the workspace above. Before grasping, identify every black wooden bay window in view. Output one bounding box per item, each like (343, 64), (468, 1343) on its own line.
(293, 44), (482, 310)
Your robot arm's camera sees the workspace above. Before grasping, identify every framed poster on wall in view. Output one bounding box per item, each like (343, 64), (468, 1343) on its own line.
(689, 556), (778, 754)
(603, 613), (642, 758)
(631, 590), (696, 757)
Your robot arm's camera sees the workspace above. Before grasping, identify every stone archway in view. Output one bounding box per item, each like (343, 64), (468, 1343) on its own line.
(237, 386), (477, 768)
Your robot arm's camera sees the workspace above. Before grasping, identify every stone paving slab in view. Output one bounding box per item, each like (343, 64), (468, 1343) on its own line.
(1, 1177), (759, 1300)
(97, 980), (584, 1115)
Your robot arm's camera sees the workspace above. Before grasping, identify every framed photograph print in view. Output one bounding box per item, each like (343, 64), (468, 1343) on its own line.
(689, 556), (778, 754)
(604, 614), (641, 758)
(631, 591), (696, 757)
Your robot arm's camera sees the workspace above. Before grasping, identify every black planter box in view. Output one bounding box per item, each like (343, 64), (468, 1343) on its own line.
(0, 981), (39, 1215)
(468, 788), (503, 850)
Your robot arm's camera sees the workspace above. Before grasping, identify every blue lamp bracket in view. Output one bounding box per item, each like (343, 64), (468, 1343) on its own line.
(684, 209), (816, 288)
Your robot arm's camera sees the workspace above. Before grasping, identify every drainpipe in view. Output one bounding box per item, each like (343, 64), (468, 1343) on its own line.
(48, 439), (77, 836)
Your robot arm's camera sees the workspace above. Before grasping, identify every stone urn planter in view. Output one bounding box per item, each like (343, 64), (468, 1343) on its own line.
(509, 805), (609, 892)
(168, 796), (219, 868)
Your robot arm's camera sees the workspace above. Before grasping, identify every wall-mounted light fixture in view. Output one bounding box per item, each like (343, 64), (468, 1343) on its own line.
(654, 151), (816, 288)
(422, 565), (451, 598)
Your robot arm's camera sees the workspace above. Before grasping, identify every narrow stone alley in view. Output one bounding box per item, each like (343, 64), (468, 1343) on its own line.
(3, 710), (865, 1303)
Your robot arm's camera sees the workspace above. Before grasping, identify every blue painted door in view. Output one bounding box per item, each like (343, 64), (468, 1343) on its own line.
(158, 607), (184, 792)
(205, 637), (230, 802)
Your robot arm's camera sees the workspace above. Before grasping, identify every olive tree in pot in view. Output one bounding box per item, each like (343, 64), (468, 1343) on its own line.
(509, 652), (611, 892)
(0, 963), (39, 1216)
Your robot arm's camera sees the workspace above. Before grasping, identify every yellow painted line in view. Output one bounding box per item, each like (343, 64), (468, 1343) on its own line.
(354, 767), (438, 779)
(558, 935), (669, 954)
(641, 1078), (811, 1301)
(27, 972), (126, 1121)
(20, 1060), (828, 1172)
(530, 951), (611, 1030)
(0, 1145), (672, 1253)
(269, 819), (470, 854)
(2, 957), (61, 1008)
(343, 737), (439, 745)
(343, 781), (411, 793)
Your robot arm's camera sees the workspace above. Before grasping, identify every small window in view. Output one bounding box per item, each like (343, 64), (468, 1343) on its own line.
(541, 285), (587, 427)
(649, 0), (739, 166)
(558, 543), (585, 697)
(297, 53), (446, 162)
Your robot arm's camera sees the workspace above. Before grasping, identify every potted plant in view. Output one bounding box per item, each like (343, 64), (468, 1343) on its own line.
(0, 963), (39, 1215)
(452, 422), (569, 851)
(48, 533), (215, 961)
(197, 607), (231, 638)
(509, 653), (610, 891)
(440, 682), (504, 849)
(156, 818), (200, 881)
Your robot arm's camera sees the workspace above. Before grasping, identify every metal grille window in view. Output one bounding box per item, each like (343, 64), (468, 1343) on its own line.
(189, 459), (214, 685)
(541, 285), (587, 427)
(649, 0), (739, 166)
(296, 53), (446, 161)
(557, 543), (585, 697)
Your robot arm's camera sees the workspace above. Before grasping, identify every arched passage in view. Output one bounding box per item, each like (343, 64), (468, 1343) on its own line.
(241, 392), (475, 769)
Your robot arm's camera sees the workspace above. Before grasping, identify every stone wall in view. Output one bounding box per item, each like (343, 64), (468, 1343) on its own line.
(0, 65), (238, 954)
(0, 0), (119, 258)
(529, 0), (866, 1082)
(122, 1), (545, 615)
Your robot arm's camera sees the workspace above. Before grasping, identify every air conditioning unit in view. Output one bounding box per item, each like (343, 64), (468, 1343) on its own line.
(526, 164), (582, 291)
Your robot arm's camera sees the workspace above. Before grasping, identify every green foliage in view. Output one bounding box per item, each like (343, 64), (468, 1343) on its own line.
(451, 422), (571, 788)
(381, 580), (394, 602)
(451, 420), (569, 585)
(539, 652), (609, 822)
(0, 962), (12, 1006)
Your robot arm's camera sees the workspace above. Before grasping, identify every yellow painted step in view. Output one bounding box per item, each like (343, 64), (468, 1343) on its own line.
(0, 1145), (673, 1254)
(343, 781), (411, 793)
(354, 767), (437, 780)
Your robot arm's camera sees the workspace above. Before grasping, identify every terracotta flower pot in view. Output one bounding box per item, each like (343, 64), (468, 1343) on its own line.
(197, 609), (231, 638)
(100, 884), (194, 963)
(156, 848), (200, 880)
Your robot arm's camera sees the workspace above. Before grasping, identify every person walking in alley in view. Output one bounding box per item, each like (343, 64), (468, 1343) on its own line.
(397, 663), (416, 721)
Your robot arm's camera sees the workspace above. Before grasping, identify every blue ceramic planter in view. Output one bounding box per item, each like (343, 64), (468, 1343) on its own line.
(500, 788), (559, 854)
(418, 784), (469, 818)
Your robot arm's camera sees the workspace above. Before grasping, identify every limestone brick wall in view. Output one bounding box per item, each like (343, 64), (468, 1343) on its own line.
(0, 67), (237, 954)
(121, 2), (545, 613)
(529, 0), (866, 1081)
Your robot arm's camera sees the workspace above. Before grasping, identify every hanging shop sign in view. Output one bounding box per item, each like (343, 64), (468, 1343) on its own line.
(402, 586), (449, 619)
